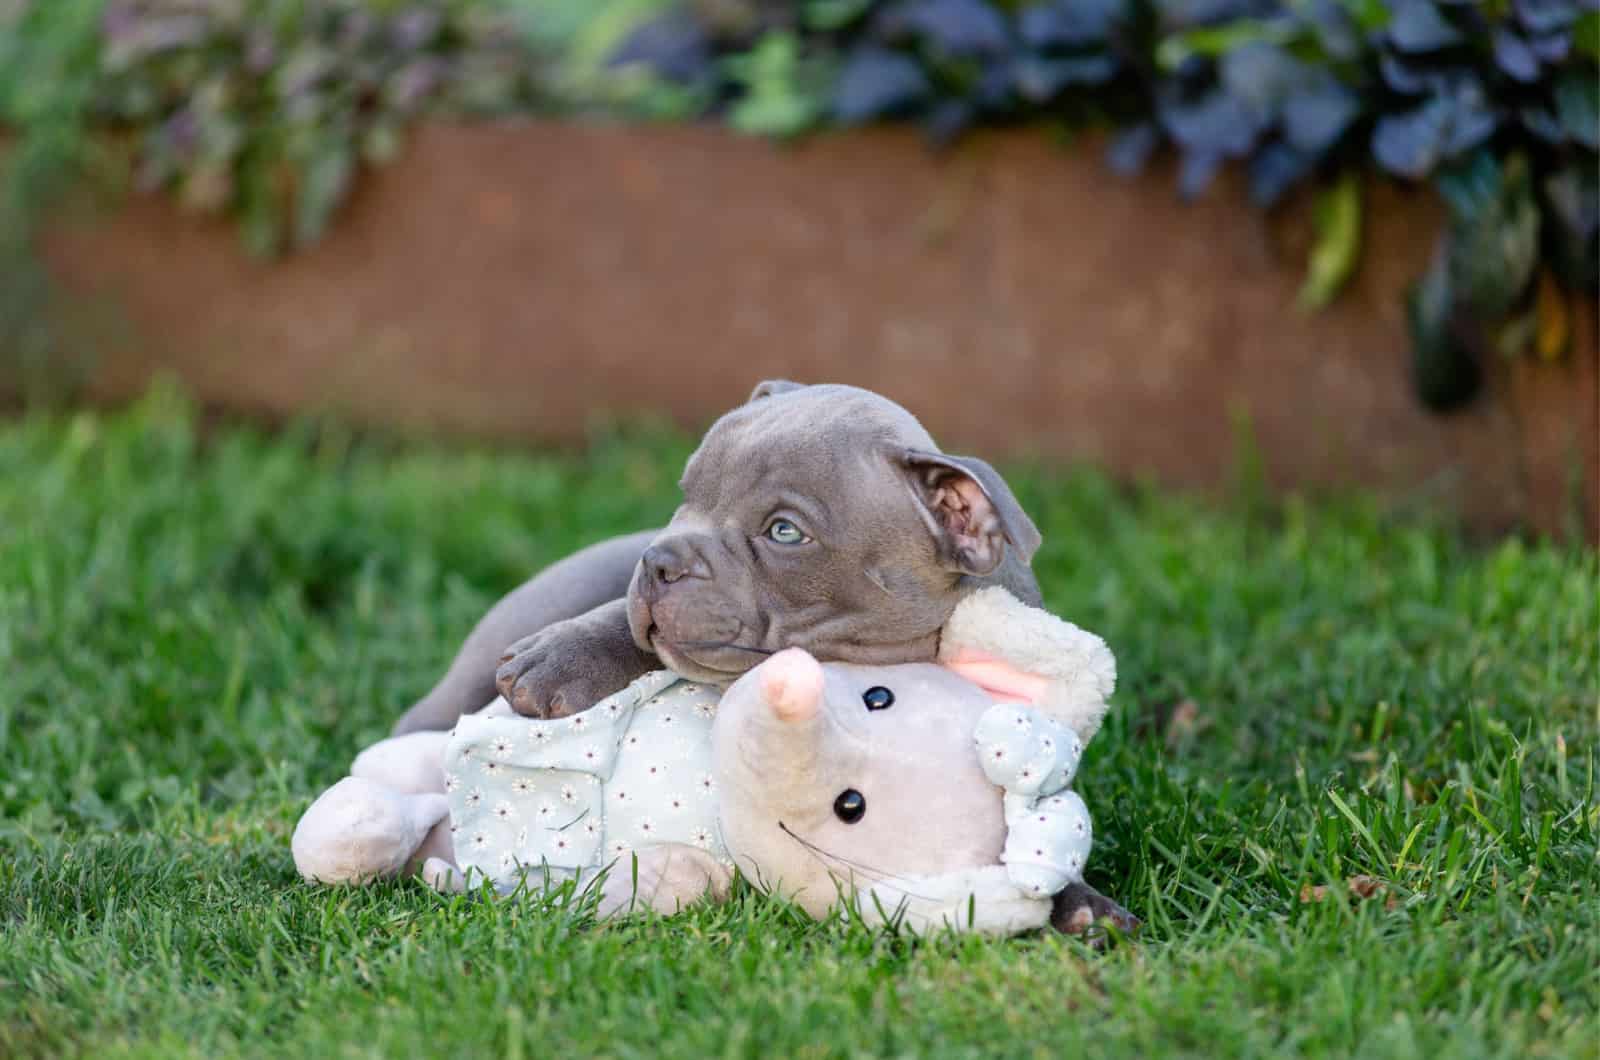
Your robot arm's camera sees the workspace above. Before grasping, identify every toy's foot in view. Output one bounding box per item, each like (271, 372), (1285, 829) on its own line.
(291, 777), (449, 885)
(1050, 882), (1139, 948)
(422, 857), (466, 894)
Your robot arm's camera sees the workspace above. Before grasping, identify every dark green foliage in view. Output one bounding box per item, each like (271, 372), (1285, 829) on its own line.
(0, 0), (555, 392)
(91, 0), (548, 254)
(613, 0), (1600, 407)
(2, 394), (1597, 1057)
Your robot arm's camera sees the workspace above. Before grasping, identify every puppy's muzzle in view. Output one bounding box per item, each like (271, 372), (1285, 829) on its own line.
(638, 539), (712, 604)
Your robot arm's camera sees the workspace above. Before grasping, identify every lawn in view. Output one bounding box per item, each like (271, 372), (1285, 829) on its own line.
(1, 388), (1596, 1058)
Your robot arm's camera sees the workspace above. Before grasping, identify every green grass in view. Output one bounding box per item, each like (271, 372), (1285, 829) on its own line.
(2, 388), (1596, 1058)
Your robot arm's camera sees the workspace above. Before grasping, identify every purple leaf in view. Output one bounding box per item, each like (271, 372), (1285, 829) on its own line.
(1302, 0), (1363, 61)
(924, 99), (975, 145)
(1161, 0), (1266, 26)
(1013, 55), (1118, 100)
(1388, 0), (1464, 53)
(1545, 166), (1600, 244)
(245, 29), (277, 76)
(1220, 42), (1305, 121)
(894, 0), (1011, 58)
(161, 108), (199, 159)
(973, 56), (1015, 107)
(386, 58), (442, 112)
(339, 11), (376, 51)
(1161, 91), (1262, 158)
(1106, 121), (1160, 176)
(1520, 105), (1565, 142)
(1283, 81), (1360, 155)
(1515, 0), (1580, 35)
(1443, 101), (1497, 155)
(101, 15), (209, 71)
(1372, 99), (1450, 178)
(100, 3), (138, 41)
(1178, 150), (1223, 200)
(1492, 29), (1541, 81)
(390, 8), (442, 52)
(1529, 30), (1573, 61)
(1017, 0), (1124, 49)
(1248, 142), (1313, 207)
(1380, 55), (1433, 95)
(833, 46), (932, 123)
(608, 14), (711, 83)
(277, 45), (335, 98)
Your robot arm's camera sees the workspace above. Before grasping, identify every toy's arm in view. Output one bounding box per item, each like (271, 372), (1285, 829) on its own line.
(595, 844), (733, 919)
(938, 587), (1117, 742)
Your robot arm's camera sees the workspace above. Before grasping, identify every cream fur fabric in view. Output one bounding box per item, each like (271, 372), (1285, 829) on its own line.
(939, 586), (1117, 741)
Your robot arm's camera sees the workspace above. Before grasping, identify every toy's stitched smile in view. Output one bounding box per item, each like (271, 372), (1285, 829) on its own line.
(776, 821), (939, 902)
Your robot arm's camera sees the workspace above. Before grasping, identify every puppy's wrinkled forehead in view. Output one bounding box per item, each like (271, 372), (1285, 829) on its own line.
(681, 384), (937, 508)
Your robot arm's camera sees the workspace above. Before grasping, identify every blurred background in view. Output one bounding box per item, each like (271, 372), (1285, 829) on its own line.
(2, 0), (1596, 539)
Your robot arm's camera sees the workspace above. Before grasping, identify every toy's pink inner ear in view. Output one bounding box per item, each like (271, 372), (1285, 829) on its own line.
(760, 648), (824, 722)
(944, 648), (1050, 705)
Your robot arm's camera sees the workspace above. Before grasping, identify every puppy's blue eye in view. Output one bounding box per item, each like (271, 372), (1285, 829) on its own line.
(863, 687), (894, 711)
(766, 519), (807, 545)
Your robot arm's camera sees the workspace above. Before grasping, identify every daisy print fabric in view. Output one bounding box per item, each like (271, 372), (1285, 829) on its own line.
(444, 671), (730, 890)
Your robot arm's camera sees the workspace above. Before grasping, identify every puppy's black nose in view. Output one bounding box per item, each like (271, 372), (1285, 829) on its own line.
(642, 540), (709, 591)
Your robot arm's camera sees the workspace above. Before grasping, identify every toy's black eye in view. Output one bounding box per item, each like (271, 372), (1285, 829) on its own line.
(833, 789), (866, 823)
(862, 686), (894, 711)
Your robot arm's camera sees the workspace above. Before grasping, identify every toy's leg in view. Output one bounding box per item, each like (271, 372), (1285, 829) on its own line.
(292, 777), (449, 884)
(595, 844), (733, 919)
(414, 815), (455, 868)
(1050, 881), (1140, 945)
(421, 857), (468, 894)
(392, 530), (658, 735)
(351, 731), (452, 793)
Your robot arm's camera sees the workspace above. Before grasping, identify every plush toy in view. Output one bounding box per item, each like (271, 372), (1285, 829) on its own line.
(291, 588), (1116, 936)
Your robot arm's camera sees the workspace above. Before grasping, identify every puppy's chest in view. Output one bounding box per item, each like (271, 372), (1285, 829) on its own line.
(444, 672), (729, 888)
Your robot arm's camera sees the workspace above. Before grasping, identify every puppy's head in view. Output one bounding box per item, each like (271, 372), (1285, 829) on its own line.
(626, 381), (1041, 682)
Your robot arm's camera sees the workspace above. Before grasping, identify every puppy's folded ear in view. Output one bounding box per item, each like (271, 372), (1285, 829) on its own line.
(748, 379), (805, 403)
(900, 449), (1041, 576)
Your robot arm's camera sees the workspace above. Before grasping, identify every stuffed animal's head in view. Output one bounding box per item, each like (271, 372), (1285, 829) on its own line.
(711, 588), (1115, 935)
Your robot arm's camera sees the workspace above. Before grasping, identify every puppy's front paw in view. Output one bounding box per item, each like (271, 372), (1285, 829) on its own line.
(492, 624), (624, 723)
(495, 600), (659, 719)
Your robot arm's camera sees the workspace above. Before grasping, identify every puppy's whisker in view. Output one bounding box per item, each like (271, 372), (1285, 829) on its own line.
(777, 822), (938, 902)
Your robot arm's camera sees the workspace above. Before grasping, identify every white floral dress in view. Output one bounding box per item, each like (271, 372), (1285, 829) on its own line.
(444, 671), (729, 890)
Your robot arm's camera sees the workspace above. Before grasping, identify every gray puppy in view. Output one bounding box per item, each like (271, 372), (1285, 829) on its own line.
(392, 380), (1135, 936)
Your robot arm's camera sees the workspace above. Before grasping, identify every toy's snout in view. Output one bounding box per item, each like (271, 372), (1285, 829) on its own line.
(759, 648), (825, 723)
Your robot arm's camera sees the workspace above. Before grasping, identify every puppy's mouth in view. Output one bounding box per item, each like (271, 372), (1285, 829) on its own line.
(647, 624), (773, 682)
(628, 575), (773, 681)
